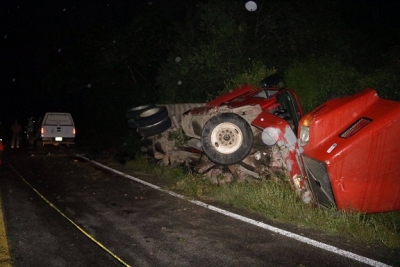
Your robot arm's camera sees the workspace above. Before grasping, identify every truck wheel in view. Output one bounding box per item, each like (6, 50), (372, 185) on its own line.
(135, 106), (169, 127)
(126, 104), (154, 119)
(137, 117), (172, 137)
(201, 113), (253, 166)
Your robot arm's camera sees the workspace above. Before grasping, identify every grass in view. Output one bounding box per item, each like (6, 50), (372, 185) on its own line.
(126, 156), (400, 250)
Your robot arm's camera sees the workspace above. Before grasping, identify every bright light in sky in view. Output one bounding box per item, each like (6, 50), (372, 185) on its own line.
(245, 1), (257, 12)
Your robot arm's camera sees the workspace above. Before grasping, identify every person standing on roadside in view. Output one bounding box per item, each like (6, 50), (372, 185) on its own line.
(10, 120), (22, 148)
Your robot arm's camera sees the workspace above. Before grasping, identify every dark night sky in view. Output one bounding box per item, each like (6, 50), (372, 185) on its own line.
(1, 0), (399, 128)
(1, 1), (144, 124)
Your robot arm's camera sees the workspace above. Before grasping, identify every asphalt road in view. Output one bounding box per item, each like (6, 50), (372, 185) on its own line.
(0, 146), (398, 267)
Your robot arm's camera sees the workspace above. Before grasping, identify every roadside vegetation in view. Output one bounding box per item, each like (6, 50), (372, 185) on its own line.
(125, 157), (400, 250)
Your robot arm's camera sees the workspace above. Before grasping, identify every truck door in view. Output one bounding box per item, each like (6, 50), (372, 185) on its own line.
(276, 91), (302, 134)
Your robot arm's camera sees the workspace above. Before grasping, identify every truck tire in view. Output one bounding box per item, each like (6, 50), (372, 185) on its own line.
(201, 113), (253, 166)
(134, 106), (169, 127)
(126, 104), (154, 119)
(137, 117), (172, 137)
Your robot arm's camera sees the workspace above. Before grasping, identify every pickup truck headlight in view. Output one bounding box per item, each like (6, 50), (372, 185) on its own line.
(299, 126), (310, 146)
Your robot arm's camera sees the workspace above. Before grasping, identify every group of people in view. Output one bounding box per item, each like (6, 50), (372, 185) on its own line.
(0, 118), (34, 149)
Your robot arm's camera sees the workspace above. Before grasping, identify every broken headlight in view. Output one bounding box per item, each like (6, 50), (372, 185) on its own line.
(299, 126), (310, 146)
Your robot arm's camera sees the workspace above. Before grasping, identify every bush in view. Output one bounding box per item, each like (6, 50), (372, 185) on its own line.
(222, 62), (277, 94)
(358, 68), (400, 101)
(285, 57), (361, 113)
(114, 131), (143, 164)
(285, 57), (400, 113)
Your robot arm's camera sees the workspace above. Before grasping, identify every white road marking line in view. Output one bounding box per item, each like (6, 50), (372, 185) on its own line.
(76, 154), (391, 267)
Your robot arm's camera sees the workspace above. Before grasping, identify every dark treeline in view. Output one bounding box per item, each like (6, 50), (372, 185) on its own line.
(3, 0), (399, 148)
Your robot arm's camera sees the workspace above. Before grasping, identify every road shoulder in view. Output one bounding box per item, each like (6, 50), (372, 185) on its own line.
(0, 194), (12, 267)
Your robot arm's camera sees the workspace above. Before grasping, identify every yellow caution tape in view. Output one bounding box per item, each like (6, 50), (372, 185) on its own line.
(8, 163), (131, 267)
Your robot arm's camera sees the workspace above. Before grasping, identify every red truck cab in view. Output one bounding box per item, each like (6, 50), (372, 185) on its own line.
(299, 89), (400, 213)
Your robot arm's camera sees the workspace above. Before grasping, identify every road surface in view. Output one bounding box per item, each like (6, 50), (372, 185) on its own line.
(0, 146), (398, 266)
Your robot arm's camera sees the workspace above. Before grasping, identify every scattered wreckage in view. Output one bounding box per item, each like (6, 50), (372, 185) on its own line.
(126, 75), (400, 213)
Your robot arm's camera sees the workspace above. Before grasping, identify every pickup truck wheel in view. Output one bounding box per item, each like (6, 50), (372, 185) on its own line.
(137, 117), (172, 137)
(135, 106), (169, 127)
(126, 104), (154, 119)
(201, 113), (253, 166)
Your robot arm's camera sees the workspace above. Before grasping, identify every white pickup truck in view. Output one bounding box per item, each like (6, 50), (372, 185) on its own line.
(34, 112), (76, 147)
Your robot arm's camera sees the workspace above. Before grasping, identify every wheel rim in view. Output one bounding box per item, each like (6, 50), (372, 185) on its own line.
(210, 122), (243, 154)
(140, 107), (160, 118)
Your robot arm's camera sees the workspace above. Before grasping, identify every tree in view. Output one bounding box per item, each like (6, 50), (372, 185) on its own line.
(156, 0), (356, 103)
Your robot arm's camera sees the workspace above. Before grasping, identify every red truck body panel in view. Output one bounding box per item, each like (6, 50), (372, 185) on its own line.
(206, 84), (256, 107)
(203, 84), (311, 202)
(300, 89), (400, 212)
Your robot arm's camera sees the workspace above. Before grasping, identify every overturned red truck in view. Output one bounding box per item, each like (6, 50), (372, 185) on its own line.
(126, 75), (400, 213)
